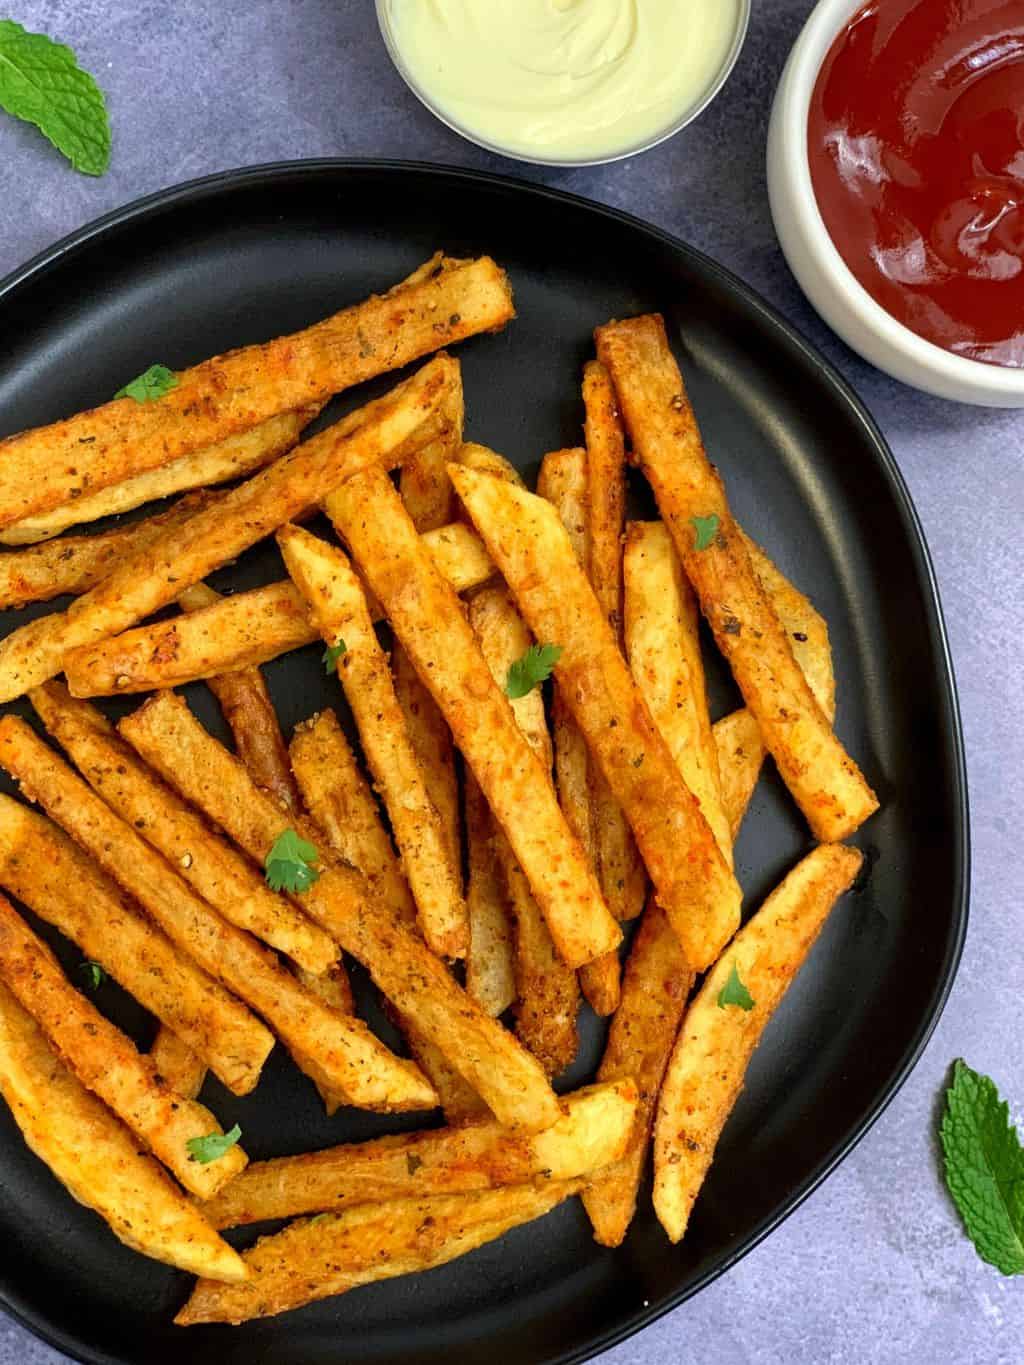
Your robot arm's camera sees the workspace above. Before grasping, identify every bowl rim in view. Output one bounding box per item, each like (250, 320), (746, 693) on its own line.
(775, 0), (1024, 397)
(374, 0), (752, 169)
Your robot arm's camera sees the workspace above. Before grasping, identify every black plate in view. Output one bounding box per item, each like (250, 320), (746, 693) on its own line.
(0, 162), (967, 1365)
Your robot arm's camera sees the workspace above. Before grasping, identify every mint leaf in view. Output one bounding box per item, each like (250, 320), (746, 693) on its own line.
(322, 640), (347, 674)
(186, 1123), (242, 1165)
(265, 828), (321, 895)
(505, 643), (562, 700)
(941, 1060), (1024, 1276)
(115, 364), (179, 403)
(690, 514), (720, 551)
(717, 962), (754, 1011)
(79, 960), (104, 991)
(0, 21), (110, 176)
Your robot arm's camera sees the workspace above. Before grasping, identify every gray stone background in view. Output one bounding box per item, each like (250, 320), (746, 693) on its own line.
(0, 2), (1020, 1362)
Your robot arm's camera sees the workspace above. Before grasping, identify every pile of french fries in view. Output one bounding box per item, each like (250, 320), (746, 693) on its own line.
(0, 254), (877, 1325)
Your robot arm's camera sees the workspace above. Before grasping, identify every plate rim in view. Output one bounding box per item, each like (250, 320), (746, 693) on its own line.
(0, 158), (970, 1365)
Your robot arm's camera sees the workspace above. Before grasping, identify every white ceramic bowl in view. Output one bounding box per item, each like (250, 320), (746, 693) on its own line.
(767, 0), (1024, 407)
(376, 0), (751, 169)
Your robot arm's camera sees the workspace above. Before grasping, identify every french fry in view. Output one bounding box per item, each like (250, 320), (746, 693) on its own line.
(0, 407), (319, 545)
(537, 447), (618, 1017)
(0, 354), (458, 703)
(289, 709), (416, 926)
(0, 255), (512, 530)
(469, 585), (579, 1076)
(177, 582), (302, 812)
(0, 894), (247, 1199)
(0, 715), (433, 1113)
(290, 962), (356, 1117)
(148, 1026), (207, 1102)
(63, 518), (497, 698)
(399, 362), (462, 531)
(178, 1179), (581, 1326)
(595, 315), (877, 842)
(0, 491), (215, 610)
(713, 709), (765, 841)
(449, 464), (741, 974)
(623, 521), (731, 862)
(30, 682), (337, 974)
(120, 692), (563, 1133)
(279, 525), (469, 959)
(581, 897), (691, 1247)
(583, 366), (647, 927)
(464, 771), (516, 1017)
(203, 1078), (636, 1228)
(653, 844), (864, 1242)
(327, 467), (620, 970)
(0, 796), (268, 1094)
(0, 980), (246, 1281)
(399, 1024), (489, 1126)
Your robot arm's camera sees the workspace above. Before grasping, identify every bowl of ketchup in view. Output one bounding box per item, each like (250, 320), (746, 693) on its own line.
(767, 0), (1024, 406)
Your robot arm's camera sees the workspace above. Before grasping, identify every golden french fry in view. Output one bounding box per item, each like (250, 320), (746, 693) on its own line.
(178, 1179), (581, 1326)
(203, 1078), (636, 1228)
(713, 709), (765, 841)
(399, 1023), (489, 1125)
(583, 368), (647, 926)
(0, 408), (318, 545)
(0, 256), (512, 530)
(0, 491), (215, 610)
(623, 521), (731, 862)
(148, 1027), (207, 1102)
(289, 709), (417, 927)
(327, 467), (620, 970)
(177, 582), (302, 812)
(469, 584), (579, 1076)
(120, 692), (562, 1133)
(582, 897), (691, 1247)
(0, 980), (246, 1281)
(290, 961), (356, 1117)
(30, 682), (336, 974)
(449, 464), (741, 974)
(63, 517), (497, 698)
(0, 894), (247, 1199)
(279, 524), (468, 959)
(595, 314), (877, 843)
(0, 715), (433, 1113)
(464, 771), (516, 1017)
(399, 361), (462, 531)
(653, 843), (863, 1242)
(0, 354), (458, 703)
(0, 795), (268, 1094)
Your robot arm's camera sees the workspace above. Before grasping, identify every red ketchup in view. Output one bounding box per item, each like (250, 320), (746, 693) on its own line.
(808, 0), (1024, 368)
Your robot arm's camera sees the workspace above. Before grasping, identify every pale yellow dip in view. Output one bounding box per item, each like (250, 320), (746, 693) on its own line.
(384, 0), (743, 162)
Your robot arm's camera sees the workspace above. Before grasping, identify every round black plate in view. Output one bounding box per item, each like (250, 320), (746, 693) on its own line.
(0, 162), (967, 1365)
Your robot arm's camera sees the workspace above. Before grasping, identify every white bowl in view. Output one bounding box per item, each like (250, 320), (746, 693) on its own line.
(376, 0), (751, 169)
(767, 0), (1024, 407)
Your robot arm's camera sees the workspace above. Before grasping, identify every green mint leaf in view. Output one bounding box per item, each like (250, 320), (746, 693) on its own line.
(186, 1123), (242, 1165)
(717, 962), (755, 1011)
(322, 640), (347, 674)
(0, 21), (110, 176)
(79, 960), (104, 990)
(115, 364), (179, 403)
(940, 1060), (1024, 1276)
(265, 827), (321, 895)
(505, 643), (562, 700)
(690, 514), (720, 551)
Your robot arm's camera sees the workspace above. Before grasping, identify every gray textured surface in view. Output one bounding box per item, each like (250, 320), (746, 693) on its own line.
(0, 2), (1020, 1362)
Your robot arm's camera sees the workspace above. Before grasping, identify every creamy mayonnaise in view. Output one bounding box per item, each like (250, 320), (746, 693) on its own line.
(384, 0), (743, 162)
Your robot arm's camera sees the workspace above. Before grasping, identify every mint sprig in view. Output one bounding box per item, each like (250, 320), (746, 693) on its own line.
(0, 21), (110, 175)
(941, 1060), (1024, 1276)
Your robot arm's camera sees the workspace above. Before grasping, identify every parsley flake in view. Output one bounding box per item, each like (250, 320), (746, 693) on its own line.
(941, 1060), (1024, 1276)
(322, 640), (347, 674)
(186, 1123), (242, 1165)
(115, 364), (179, 403)
(717, 962), (755, 1011)
(690, 514), (720, 551)
(505, 643), (562, 700)
(265, 827), (321, 894)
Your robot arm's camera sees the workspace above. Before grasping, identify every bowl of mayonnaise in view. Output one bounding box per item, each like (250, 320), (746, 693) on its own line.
(377, 0), (751, 167)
